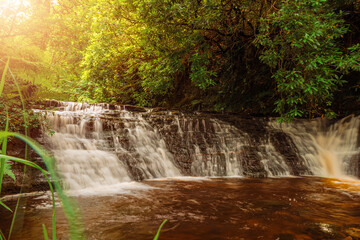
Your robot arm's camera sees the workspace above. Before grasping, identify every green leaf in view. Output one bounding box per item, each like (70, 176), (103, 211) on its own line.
(42, 224), (49, 240)
(153, 219), (167, 240)
(3, 161), (15, 182)
(0, 200), (12, 212)
(0, 57), (10, 97)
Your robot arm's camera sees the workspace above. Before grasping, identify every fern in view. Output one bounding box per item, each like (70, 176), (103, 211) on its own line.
(3, 160), (15, 182)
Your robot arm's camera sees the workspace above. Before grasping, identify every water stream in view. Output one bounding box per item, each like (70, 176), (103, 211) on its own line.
(1, 101), (359, 239)
(38, 101), (359, 189)
(1, 177), (360, 239)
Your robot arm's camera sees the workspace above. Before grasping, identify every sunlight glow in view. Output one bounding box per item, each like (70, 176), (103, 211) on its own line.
(0, 0), (31, 18)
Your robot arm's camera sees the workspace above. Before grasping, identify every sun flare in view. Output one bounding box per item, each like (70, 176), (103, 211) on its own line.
(0, 0), (31, 18)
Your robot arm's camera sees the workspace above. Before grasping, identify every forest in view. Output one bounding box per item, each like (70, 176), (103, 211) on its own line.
(1, 1), (360, 239)
(1, 0), (360, 128)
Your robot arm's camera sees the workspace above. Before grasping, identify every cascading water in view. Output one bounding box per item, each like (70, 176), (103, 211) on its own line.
(269, 115), (360, 178)
(40, 102), (181, 190)
(36, 101), (360, 191)
(164, 115), (291, 177)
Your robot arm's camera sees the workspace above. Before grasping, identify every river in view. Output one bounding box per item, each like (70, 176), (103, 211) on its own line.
(1, 177), (360, 239)
(1, 101), (359, 239)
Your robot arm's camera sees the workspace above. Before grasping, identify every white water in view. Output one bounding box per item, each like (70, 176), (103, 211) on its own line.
(183, 118), (245, 176)
(37, 101), (359, 191)
(42, 102), (181, 191)
(116, 111), (181, 178)
(174, 117), (291, 177)
(270, 115), (360, 178)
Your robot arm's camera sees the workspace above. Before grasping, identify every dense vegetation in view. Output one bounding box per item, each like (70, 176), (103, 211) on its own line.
(0, 1), (359, 237)
(0, 0), (359, 121)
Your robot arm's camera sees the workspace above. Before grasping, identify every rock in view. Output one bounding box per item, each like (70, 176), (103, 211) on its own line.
(345, 228), (360, 238)
(123, 105), (147, 112)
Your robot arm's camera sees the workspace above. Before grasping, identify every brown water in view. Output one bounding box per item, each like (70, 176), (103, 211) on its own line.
(1, 177), (360, 240)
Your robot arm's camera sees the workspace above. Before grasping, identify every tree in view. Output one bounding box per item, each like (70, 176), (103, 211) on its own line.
(78, 0), (278, 109)
(255, 0), (360, 120)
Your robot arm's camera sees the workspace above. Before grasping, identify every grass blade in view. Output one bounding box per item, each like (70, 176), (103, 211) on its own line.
(0, 200), (12, 212)
(42, 224), (49, 240)
(2, 57), (29, 240)
(0, 229), (6, 240)
(0, 57), (10, 191)
(7, 183), (24, 240)
(8, 67), (28, 159)
(0, 57), (10, 97)
(0, 154), (56, 239)
(153, 219), (167, 240)
(0, 131), (85, 239)
(0, 111), (9, 194)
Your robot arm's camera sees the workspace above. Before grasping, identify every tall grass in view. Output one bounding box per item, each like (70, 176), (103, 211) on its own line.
(0, 58), (10, 196)
(0, 58), (85, 239)
(0, 132), (85, 240)
(2, 58), (29, 240)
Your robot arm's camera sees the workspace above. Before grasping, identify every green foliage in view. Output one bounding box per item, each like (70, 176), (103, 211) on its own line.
(0, 200), (12, 213)
(0, 0), (66, 102)
(1, 0), (358, 117)
(0, 99), (42, 132)
(190, 53), (216, 90)
(255, 0), (360, 120)
(0, 46), (83, 239)
(74, 0), (270, 106)
(0, 58), (14, 185)
(2, 161), (15, 182)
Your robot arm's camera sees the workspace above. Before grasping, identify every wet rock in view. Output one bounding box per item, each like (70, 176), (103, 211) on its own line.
(123, 105), (147, 112)
(273, 233), (295, 240)
(345, 228), (360, 238)
(269, 131), (309, 175)
(2, 102), (359, 195)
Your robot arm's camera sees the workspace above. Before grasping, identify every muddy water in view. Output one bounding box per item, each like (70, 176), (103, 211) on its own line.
(1, 177), (360, 240)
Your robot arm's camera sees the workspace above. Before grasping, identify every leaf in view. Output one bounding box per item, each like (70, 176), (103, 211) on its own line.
(3, 161), (15, 182)
(153, 219), (167, 240)
(0, 229), (6, 240)
(42, 224), (49, 240)
(0, 200), (13, 212)
(0, 131), (85, 240)
(0, 110), (10, 194)
(0, 57), (10, 97)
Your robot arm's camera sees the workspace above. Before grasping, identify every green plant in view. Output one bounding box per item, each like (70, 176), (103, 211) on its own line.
(0, 58), (14, 189)
(1, 58), (84, 240)
(255, 0), (360, 121)
(153, 219), (167, 240)
(0, 132), (85, 240)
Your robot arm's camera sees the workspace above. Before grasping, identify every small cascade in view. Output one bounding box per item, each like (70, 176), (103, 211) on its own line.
(35, 100), (360, 190)
(316, 115), (359, 177)
(40, 102), (181, 190)
(269, 115), (360, 178)
(145, 113), (291, 177)
(43, 106), (131, 190)
(111, 109), (181, 180)
(184, 118), (245, 176)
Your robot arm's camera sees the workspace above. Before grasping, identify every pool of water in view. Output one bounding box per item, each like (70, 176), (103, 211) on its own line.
(1, 177), (360, 240)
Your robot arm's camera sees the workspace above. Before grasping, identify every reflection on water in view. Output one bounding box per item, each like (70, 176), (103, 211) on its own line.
(1, 177), (360, 240)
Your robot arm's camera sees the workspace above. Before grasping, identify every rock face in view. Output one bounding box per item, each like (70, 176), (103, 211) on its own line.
(1, 101), (359, 194)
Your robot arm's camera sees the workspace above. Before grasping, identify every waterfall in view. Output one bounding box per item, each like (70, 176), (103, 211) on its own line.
(36, 101), (359, 190)
(40, 102), (181, 190)
(269, 115), (359, 178)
